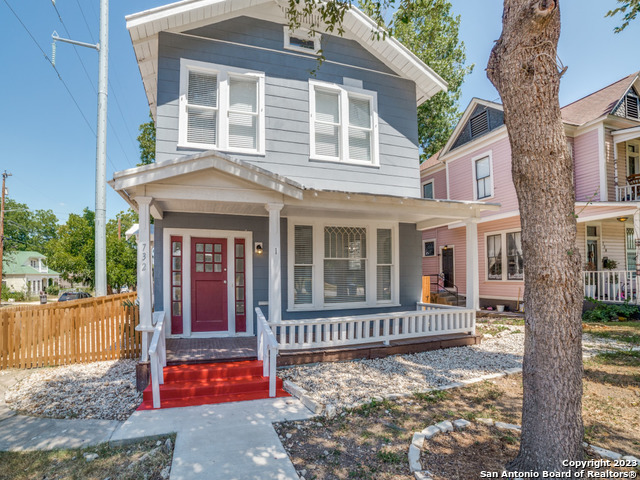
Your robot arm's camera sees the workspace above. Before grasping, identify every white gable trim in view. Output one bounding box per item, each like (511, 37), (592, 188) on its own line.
(126, 0), (447, 116)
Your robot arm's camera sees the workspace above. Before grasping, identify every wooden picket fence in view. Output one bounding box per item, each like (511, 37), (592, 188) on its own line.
(0, 292), (141, 369)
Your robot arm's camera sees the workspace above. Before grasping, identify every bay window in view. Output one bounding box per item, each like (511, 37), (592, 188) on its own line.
(309, 80), (378, 165)
(179, 59), (265, 154)
(289, 220), (397, 310)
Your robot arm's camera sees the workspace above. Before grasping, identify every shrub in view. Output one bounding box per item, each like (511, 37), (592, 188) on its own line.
(583, 298), (640, 322)
(1, 290), (27, 302)
(46, 284), (60, 296)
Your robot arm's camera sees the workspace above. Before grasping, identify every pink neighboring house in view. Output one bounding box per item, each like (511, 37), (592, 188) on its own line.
(421, 72), (640, 309)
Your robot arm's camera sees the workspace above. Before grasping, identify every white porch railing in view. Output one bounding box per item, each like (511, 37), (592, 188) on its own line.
(148, 311), (167, 408)
(583, 270), (637, 303)
(615, 185), (640, 201)
(256, 307), (278, 397)
(261, 304), (475, 352)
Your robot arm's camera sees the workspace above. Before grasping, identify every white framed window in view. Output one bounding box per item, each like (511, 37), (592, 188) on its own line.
(472, 152), (493, 200)
(179, 59), (265, 154)
(288, 219), (398, 310)
(486, 229), (523, 281)
(422, 180), (434, 199)
(283, 26), (321, 55)
(309, 80), (379, 166)
(423, 239), (436, 257)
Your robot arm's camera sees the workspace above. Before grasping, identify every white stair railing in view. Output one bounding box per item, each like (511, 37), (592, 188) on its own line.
(256, 308), (278, 397)
(149, 311), (167, 408)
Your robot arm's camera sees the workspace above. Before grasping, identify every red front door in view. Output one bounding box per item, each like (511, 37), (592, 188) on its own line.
(191, 238), (227, 332)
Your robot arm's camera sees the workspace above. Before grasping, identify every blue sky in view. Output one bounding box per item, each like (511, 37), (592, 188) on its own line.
(1, 1), (638, 222)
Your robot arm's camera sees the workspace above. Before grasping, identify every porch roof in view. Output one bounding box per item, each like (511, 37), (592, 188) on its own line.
(612, 125), (640, 144)
(109, 151), (499, 230)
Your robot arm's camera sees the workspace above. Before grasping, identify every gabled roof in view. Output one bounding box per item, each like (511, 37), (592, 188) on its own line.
(3, 251), (60, 276)
(125, 0), (447, 116)
(561, 72), (639, 126)
(439, 98), (505, 159)
(420, 150), (442, 172)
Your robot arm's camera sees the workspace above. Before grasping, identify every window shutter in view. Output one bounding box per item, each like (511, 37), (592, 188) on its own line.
(324, 226), (366, 304)
(348, 97), (372, 161)
(314, 90), (340, 157)
(294, 226), (313, 305)
(228, 76), (258, 149)
(187, 71), (218, 145)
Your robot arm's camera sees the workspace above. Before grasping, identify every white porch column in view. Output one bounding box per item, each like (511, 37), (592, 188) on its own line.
(136, 196), (154, 361)
(635, 209), (640, 305)
(266, 203), (284, 323)
(465, 218), (480, 310)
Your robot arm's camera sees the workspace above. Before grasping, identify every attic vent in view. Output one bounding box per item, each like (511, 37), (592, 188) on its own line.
(284, 26), (321, 55)
(470, 111), (489, 138)
(626, 90), (639, 120)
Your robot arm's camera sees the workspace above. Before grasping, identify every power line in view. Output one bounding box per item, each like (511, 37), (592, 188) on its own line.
(2, 0), (122, 174)
(51, 1), (135, 168)
(75, 0), (95, 43)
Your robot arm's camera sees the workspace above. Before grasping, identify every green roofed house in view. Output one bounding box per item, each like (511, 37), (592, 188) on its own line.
(2, 251), (60, 295)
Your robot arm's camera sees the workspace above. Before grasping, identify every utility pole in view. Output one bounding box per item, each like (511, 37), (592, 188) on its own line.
(0, 171), (12, 300)
(94, 0), (109, 297)
(51, 0), (109, 297)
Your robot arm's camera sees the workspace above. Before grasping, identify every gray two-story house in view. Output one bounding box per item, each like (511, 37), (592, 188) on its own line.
(111, 0), (496, 362)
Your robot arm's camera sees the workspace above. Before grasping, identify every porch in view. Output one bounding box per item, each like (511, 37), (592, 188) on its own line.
(583, 270), (638, 303)
(612, 125), (640, 202)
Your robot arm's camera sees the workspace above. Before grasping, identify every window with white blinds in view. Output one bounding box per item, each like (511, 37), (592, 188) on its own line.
(288, 221), (397, 310)
(294, 225), (313, 305)
(179, 59), (264, 153)
(474, 155), (492, 199)
(310, 81), (378, 165)
(324, 226), (367, 304)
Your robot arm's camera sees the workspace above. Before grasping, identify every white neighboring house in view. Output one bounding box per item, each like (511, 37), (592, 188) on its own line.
(2, 251), (60, 294)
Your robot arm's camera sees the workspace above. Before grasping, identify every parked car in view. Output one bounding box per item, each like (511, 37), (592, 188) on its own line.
(58, 291), (92, 302)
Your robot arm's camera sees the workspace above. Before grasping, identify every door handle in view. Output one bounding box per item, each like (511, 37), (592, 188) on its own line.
(224, 280), (227, 284)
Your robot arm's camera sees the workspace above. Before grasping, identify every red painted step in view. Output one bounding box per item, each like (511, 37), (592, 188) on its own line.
(137, 360), (290, 411)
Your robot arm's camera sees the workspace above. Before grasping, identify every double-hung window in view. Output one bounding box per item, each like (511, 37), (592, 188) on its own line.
(474, 155), (492, 199)
(289, 221), (397, 310)
(309, 81), (378, 166)
(179, 59), (265, 154)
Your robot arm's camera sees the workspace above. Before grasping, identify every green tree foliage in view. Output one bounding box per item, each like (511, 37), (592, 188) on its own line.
(106, 210), (138, 290)
(391, 1), (472, 160)
(137, 112), (156, 166)
(607, 0), (640, 32)
(3, 198), (58, 253)
(45, 209), (95, 286)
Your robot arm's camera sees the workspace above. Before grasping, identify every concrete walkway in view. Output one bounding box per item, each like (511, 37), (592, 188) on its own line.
(0, 369), (315, 479)
(111, 398), (314, 480)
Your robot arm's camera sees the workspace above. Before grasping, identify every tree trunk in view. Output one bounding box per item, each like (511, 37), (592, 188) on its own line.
(487, 0), (584, 472)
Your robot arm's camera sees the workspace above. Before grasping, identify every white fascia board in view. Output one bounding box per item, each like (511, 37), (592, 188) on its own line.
(112, 153), (304, 199)
(440, 126), (508, 164)
(576, 208), (638, 223)
(612, 125), (640, 144)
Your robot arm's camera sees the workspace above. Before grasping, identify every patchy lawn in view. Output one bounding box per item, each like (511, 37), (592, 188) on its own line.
(275, 349), (639, 480)
(0, 435), (175, 480)
(582, 321), (640, 346)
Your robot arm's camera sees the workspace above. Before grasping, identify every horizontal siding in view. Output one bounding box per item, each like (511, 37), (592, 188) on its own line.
(156, 16), (421, 197)
(421, 226), (467, 295)
(574, 129), (601, 202)
(421, 169), (447, 199)
(447, 136), (518, 216)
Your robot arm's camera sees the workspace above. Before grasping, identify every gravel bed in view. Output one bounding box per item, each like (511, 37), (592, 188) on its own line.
(279, 330), (525, 409)
(4, 360), (141, 421)
(279, 327), (631, 410)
